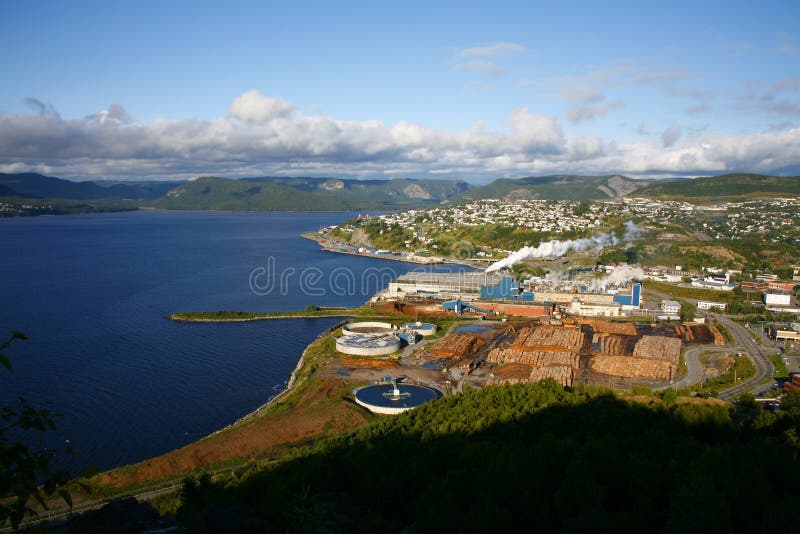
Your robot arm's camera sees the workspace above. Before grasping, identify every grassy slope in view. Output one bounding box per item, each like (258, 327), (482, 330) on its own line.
(634, 173), (800, 199)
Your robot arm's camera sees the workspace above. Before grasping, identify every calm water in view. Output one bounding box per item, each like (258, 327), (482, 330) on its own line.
(0, 211), (466, 474)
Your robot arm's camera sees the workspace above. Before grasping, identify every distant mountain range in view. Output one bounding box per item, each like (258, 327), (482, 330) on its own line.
(1, 172), (798, 215)
(631, 173), (800, 199)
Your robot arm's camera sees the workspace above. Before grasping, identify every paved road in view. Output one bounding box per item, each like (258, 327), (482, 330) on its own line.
(667, 344), (740, 391)
(713, 314), (774, 400)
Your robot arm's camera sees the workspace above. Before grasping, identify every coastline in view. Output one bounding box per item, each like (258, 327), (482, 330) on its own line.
(301, 232), (484, 269)
(202, 318), (350, 439)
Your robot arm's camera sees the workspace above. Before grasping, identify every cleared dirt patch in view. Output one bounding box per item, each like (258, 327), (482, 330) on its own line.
(92, 379), (369, 489)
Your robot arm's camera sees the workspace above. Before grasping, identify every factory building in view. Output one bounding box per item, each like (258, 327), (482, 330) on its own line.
(661, 300), (681, 315)
(769, 324), (800, 342)
(386, 272), (507, 300)
(697, 301), (728, 311)
(764, 292), (791, 306)
(386, 272), (642, 312)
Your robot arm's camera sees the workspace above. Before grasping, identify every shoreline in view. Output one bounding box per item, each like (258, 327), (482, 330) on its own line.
(202, 318), (350, 440)
(301, 232), (485, 269)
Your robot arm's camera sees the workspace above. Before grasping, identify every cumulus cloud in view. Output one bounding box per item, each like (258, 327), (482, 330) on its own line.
(228, 89), (295, 123)
(2, 91), (800, 180)
(457, 42), (524, 57)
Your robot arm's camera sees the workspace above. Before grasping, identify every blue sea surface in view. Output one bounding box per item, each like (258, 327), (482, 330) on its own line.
(0, 211), (467, 474)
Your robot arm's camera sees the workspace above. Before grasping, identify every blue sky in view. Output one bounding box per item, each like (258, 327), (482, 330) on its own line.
(1, 0), (799, 181)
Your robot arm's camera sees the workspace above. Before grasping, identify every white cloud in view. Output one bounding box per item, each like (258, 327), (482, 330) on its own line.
(457, 42), (524, 57)
(228, 89), (295, 123)
(566, 99), (624, 123)
(1, 91), (800, 181)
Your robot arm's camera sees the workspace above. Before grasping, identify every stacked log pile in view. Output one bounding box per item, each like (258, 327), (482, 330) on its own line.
(579, 318), (637, 336)
(590, 334), (681, 379)
(493, 362), (534, 381)
(489, 362), (573, 387)
(427, 334), (485, 358)
(487, 325), (585, 387)
(487, 348), (579, 369)
(674, 324), (726, 345)
(632, 335), (682, 365)
(511, 325), (589, 353)
(597, 334), (636, 356)
(589, 356), (675, 379)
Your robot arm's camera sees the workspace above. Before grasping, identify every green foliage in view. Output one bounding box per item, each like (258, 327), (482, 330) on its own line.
(1, 333), (72, 530)
(680, 301), (696, 322)
(172, 381), (800, 532)
(634, 173), (800, 199)
(458, 174), (645, 201)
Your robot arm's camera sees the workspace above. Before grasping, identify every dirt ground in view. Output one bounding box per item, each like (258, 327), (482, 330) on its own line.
(92, 378), (370, 489)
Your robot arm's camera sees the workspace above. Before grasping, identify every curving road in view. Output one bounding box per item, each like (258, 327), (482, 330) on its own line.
(668, 344), (740, 391)
(713, 314), (774, 400)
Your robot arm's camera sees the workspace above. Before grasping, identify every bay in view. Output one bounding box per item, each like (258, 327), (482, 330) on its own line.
(0, 211), (466, 474)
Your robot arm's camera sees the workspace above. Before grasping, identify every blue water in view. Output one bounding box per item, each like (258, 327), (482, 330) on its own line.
(0, 211), (467, 475)
(354, 384), (441, 409)
(454, 324), (495, 334)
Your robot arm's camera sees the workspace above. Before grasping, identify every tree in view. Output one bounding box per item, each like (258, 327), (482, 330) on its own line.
(1, 332), (72, 530)
(680, 302), (696, 323)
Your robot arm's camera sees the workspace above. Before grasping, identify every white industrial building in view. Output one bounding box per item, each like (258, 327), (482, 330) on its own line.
(661, 300), (681, 314)
(697, 301), (728, 311)
(764, 292), (791, 306)
(565, 298), (621, 317)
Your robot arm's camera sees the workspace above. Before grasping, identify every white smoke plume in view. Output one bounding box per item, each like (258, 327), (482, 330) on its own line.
(486, 220), (641, 273)
(589, 265), (645, 291)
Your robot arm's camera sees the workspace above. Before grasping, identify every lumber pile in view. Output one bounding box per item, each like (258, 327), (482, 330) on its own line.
(674, 324), (727, 345)
(427, 334), (485, 358)
(340, 357), (401, 369)
(579, 318), (637, 336)
(590, 355), (675, 380)
(632, 335), (682, 365)
(489, 363), (573, 387)
(493, 362), (534, 381)
(511, 325), (589, 353)
(529, 365), (573, 386)
(487, 348), (580, 369)
(597, 335), (636, 356)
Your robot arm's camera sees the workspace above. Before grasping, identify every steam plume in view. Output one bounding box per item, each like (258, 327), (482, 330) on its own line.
(486, 220), (641, 273)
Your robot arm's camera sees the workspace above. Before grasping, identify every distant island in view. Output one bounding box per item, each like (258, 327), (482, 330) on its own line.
(2, 171), (799, 217)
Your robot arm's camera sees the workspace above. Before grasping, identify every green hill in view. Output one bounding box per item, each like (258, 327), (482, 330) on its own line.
(159, 382), (800, 532)
(151, 177), (375, 211)
(0, 172), (182, 200)
(243, 176), (470, 205)
(633, 173), (800, 199)
(458, 174), (647, 201)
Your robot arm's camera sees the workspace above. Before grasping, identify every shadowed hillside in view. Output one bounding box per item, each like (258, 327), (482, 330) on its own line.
(153, 382), (800, 532)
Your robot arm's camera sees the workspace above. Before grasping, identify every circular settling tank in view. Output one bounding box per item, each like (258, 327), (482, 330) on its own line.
(335, 334), (401, 356)
(341, 321), (397, 335)
(400, 322), (438, 336)
(354, 383), (441, 414)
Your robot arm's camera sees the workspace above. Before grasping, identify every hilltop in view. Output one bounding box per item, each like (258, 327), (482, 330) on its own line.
(458, 174), (648, 201)
(633, 173), (800, 199)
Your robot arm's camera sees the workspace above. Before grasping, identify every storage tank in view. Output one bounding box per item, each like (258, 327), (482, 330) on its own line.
(335, 334), (401, 356)
(353, 383), (441, 414)
(341, 321), (397, 336)
(399, 322), (438, 336)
